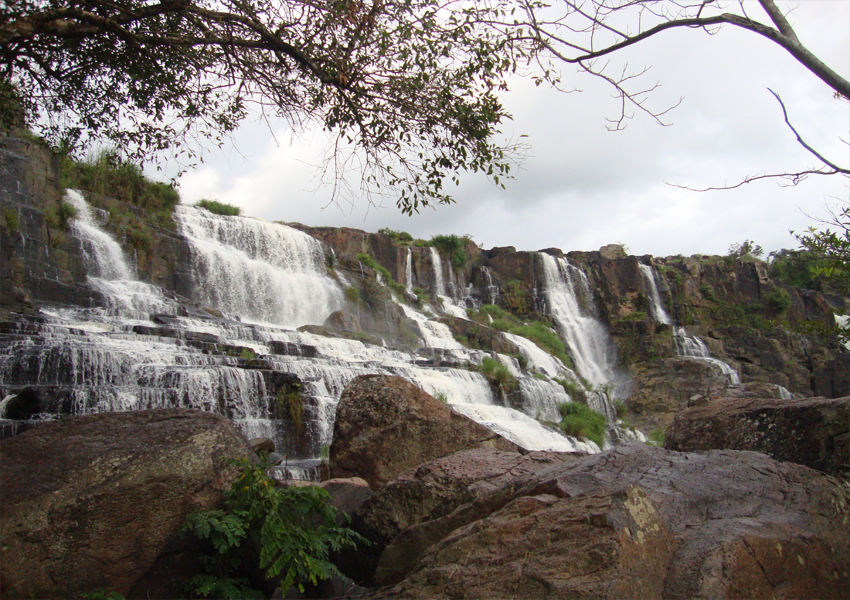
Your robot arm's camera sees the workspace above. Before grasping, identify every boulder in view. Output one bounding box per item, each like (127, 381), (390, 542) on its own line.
(665, 396), (850, 479)
(342, 448), (573, 585)
(329, 375), (516, 491)
(379, 444), (850, 599)
(318, 477), (373, 523)
(248, 436), (275, 456)
(626, 357), (731, 431)
(0, 409), (254, 599)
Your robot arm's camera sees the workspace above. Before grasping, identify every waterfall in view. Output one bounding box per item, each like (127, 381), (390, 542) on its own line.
(430, 247), (446, 297)
(639, 264), (672, 324)
(405, 248), (414, 294)
(64, 190), (178, 315)
(675, 327), (740, 384)
(481, 267), (499, 306)
(539, 253), (626, 399)
(174, 206), (344, 328)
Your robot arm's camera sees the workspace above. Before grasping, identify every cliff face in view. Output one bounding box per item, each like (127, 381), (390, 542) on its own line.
(2, 133), (847, 443)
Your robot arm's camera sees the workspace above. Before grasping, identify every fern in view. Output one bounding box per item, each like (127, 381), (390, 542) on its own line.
(182, 459), (365, 597)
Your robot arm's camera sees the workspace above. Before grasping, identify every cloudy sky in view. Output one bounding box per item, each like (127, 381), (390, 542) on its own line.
(175, 1), (850, 259)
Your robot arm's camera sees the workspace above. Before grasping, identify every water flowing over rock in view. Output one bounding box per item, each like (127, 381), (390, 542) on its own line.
(378, 444), (850, 600)
(0, 409), (253, 599)
(639, 263), (672, 324)
(665, 395), (850, 479)
(174, 205), (344, 327)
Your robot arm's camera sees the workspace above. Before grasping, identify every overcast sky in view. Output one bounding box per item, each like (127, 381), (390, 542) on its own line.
(174, 1), (850, 259)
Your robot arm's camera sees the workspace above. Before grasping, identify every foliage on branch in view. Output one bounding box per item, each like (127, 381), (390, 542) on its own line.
(793, 202), (850, 297)
(1, 0), (528, 212)
(181, 459), (365, 598)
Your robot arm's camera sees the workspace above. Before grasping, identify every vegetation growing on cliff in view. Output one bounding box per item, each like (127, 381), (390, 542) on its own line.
(430, 234), (472, 269)
(196, 199), (241, 217)
(557, 402), (607, 448)
(182, 459), (364, 598)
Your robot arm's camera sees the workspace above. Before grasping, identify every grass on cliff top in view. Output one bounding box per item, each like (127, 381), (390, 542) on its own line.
(195, 198), (241, 216)
(60, 148), (179, 214)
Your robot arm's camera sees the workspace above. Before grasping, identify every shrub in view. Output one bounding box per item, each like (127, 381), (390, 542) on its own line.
(196, 199), (241, 216)
(614, 400), (627, 419)
(434, 391), (449, 404)
(57, 199), (78, 229)
(2, 207), (19, 232)
(765, 287), (792, 314)
(480, 356), (518, 393)
(182, 459), (365, 598)
(345, 286), (360, 303)
(557, 403), (607, 448)
(378, 228), (414, 243)
(648, 428), (665, 446)
(430, 234), (470, 269)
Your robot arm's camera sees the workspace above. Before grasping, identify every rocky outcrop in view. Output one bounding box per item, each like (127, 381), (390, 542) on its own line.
(0, 409), (254, 599)
(379, 444), (850, 599)
(339, 448), (573, 586)
(665, 396), (850, 479)
(329, 375), (517, 491)
(436, 316), (520, 355)
(625, 357), (731, 431)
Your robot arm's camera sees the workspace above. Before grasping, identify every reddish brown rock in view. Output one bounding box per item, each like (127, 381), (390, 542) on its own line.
(329, 375), (517, 491)
(340, 448), (574, 585)
(665, 396), (850, 478)
(379, 444), (850, 599)
(0, 409), (253, 599)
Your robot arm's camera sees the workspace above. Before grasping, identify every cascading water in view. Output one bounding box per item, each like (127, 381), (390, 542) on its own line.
(405, 248), (414, 294)
(639, 264), (672, 325)
(2, 197), (618, 466)
(65, 190), (178, 315)
(539, 253), (627, 408)
(675, 327), (740, 384)
(428, 246), (468, 319)
(174, 206), (344, 328)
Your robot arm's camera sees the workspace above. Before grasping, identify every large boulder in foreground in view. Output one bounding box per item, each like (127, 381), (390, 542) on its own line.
(379, 444), (850, 599)
(0, 409), (254, 599)
(329, 375), (516, 491)
(340, 448), (574, 585)
(665, 396), (850, 479)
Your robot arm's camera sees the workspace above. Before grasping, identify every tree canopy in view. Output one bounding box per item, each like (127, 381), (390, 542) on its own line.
(1, 0), (526, 213)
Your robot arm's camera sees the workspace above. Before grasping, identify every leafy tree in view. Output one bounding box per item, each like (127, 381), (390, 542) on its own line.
(793, 202), (850, 297)
(182, 458), (365, 598)
(1, 0), (525, 213)
(727, 240), (764, 262)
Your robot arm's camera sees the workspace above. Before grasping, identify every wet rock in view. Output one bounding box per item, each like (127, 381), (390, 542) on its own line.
(329, 375), (517, 491)
(665, 396), (850, 479)
(249, 436), (275, 456)
(380, 444), (850, 599)
(436, 317), (520, 355)
(0, 408), (254, 599)
(318, 477), (373, 522)
(324, 310), (362, 333)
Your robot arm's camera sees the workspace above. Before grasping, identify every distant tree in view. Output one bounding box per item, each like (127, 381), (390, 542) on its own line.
(0, 0), (526, 213)
(727, 240), (764, 262)
(792, 201), (850, 297)
(498, 0), (849, 187)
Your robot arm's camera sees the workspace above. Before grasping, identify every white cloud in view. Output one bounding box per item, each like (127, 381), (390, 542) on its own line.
(171, 0), (849, 259)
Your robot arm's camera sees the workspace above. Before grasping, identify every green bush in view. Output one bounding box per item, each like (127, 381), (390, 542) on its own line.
(434, 391), (449, 404)
(182, 459), (365, 598)
(2, 207), (19, 233)
(614, 400), (627, 419)
(430, 234), (470, 269)
(378, 227), (414, 243)
(345, 286), (360, 303)
(648, 428), (665, 446)
(557, 403), (607, 448)
(480, 356), (517, 393)
(765, 287), (792, 314)
(196, 199), (241, 216)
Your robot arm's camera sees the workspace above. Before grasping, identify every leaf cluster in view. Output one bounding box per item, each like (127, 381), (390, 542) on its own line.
(5, 0), (527, 211)
(181, 459), (365, 598)
(430, 234), (471, 269)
